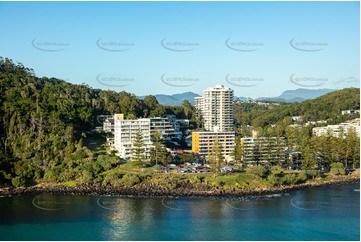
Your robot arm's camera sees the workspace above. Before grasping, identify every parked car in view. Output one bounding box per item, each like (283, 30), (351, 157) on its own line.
(220, 166), (233, 173)
(190, 167), (197, 173)
(180, 169), (191, 173)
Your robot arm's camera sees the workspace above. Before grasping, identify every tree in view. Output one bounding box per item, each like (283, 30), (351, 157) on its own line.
(330, 162), (345, 175)
(285, 126), (299, 151)
(232, 137), (244, 166)
(131, 129), (145, 167)
(182, 100), (195, 120)
(253, 140), (262, 166)
(313, 129), (335, 170)
(240, 113), (251, 137)
(143, 95), (159, 117)
(344, 128), (360, 169)
(208, 137), (224, 172)
(300, 137), (317, 179)
(127, 113), (137, 120)
(247, 166), (268, 179)
(143, 95), (159, 109)
(150, 129), (163, 165)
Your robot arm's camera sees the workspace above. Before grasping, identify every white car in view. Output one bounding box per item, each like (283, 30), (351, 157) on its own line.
(220, 166), (233, 173)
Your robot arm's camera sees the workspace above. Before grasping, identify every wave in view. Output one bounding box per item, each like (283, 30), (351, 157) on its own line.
(265, 193), (282, 198)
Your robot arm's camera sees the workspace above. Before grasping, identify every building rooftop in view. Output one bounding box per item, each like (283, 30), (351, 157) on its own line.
(204, 85), (233, 92)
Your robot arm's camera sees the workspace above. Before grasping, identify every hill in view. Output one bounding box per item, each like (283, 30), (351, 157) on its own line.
(139, 92), (200, 106)
(257, 88), (337, 102)
(139, 88), (336, 105)
(244, 88), (360, 127)
(0, 57), (192, 186)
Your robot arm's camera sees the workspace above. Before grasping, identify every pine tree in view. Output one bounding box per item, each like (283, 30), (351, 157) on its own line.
(232, 137), (245, 167)
(300, 136), (317, 178)
(132, 129), (145, 167)
(150, 129), (163, 165)
(208, 137), (224, 172)
(344, 128), (360, 169)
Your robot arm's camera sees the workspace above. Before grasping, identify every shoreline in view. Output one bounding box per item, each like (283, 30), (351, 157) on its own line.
(0, 176), (359, 199)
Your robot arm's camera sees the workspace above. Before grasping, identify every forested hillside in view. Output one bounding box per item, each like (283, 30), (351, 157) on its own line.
(235, 88), (360, 128)
(0, 57), (195, 186)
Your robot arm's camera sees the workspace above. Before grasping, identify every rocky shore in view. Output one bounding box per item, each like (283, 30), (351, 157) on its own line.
(0, 176), (359, 199)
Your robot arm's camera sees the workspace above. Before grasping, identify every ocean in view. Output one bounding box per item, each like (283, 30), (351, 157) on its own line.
(0, 182), (359, 241)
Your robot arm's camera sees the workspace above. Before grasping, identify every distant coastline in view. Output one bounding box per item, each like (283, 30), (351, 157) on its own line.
(0, 175), (359, 199)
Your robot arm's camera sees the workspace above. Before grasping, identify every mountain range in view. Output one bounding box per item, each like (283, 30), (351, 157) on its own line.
(138, 92), (201, 106)
(139, 88), (337, 106)
(252, 88), (337, 103)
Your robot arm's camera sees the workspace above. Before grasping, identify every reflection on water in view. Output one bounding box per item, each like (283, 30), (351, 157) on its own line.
(98, 198), (136, 239)
(0, 183), (359, 240)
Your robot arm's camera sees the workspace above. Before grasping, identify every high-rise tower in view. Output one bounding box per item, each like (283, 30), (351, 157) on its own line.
(195, 85), (234, 132)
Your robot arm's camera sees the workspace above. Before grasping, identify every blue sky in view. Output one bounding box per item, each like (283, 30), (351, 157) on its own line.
(0, 1), (359, 98)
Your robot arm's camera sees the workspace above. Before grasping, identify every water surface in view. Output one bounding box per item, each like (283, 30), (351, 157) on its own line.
(0, 183), (359, 240)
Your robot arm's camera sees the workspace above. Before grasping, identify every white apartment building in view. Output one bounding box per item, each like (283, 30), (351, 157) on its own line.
(312, 118), (360, 138)
(195, 85), (234, 132)
(149, 117), (177, 140)
(103, 117), (114, 133)
(113, 115), (152, 159)
(341, 110), (360, 115)
(112, 114), (179, 159)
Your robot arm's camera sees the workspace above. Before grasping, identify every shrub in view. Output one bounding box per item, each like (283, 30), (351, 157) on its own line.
(78, 170), (94, 184)
(271, 165), (283, 175)
(102, 171), (124, 186)
(297, 171), (308, 183)
(121, 173), (141, 186)
(268, 174), (280, 186)
(281, 173), (298, 185)
(43, 166), (63, 182)
(330, 162), (345, 175)
(97, 155), (115, 170)
(247, 166), (268, 178)
(305, 170), (319, 179)
(137, 174), (151, 182)
(11, 176), (26, 187)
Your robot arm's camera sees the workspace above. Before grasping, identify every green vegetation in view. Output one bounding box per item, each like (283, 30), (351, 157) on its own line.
(208, 137), (224, 172)
(234, 88), (360, 132)
(0, 58), (196, 187)
(0, 57), (359, 191)
(49, 163), (359, 192)
(150, 129), (171, 165)
(131, 129), (145, 167)
(330, 162), (346, 175)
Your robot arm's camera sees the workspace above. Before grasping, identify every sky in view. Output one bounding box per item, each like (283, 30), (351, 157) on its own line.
(0, 1), (359, 98)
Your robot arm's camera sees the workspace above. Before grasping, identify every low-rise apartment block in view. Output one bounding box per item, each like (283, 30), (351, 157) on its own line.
(192, 131), (235, 161)
(111, 114), (180, 159)
(241, 136), (287, 165)
(341, 110), (360, 115)
(113, 115), (152, 159)
(312, 118), (360, 138)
